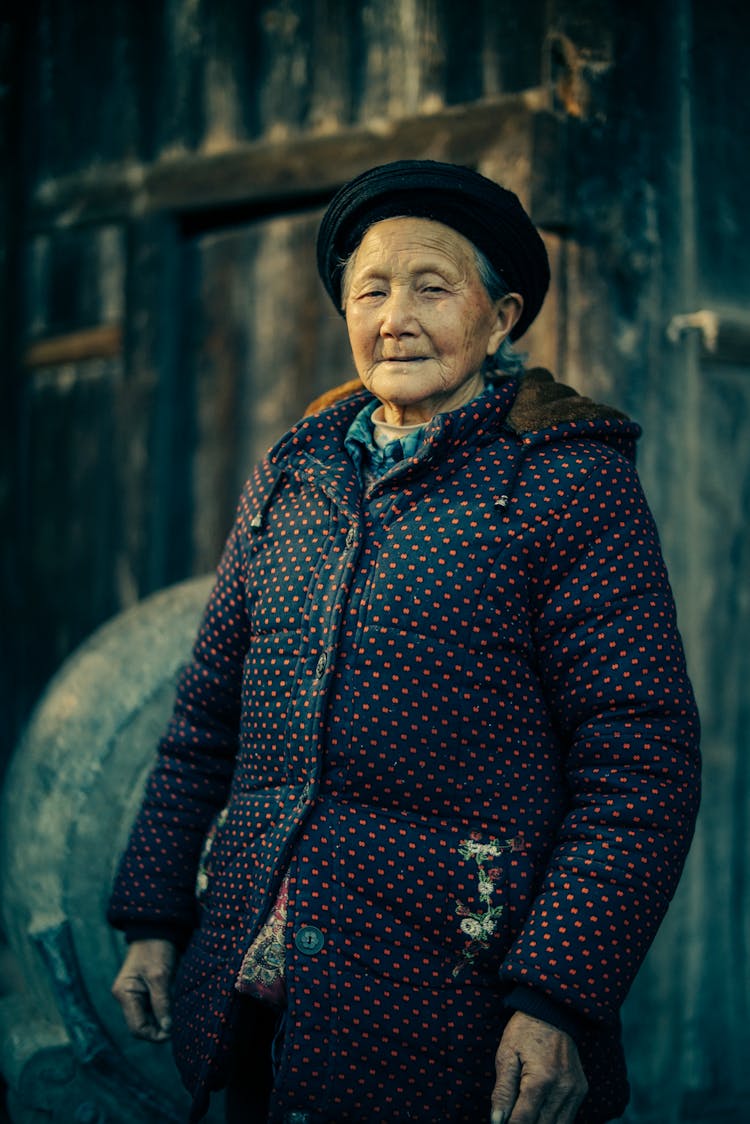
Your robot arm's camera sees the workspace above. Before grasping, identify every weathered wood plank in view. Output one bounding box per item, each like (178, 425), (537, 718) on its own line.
(26, 0), (558, 192)
(23, 324), (123, 368)
(28, 91), (561, 231)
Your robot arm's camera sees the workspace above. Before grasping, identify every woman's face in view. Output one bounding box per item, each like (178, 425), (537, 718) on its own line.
(343, 217), (522, 425)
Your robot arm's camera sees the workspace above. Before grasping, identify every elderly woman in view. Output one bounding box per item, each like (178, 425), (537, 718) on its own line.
(109, 160), (700, 1124)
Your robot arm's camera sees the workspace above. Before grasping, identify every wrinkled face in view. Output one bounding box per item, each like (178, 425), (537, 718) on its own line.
(343, 217), (521, 424)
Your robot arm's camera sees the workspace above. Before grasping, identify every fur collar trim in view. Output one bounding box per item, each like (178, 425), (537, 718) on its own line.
(506, 367), (629, 434)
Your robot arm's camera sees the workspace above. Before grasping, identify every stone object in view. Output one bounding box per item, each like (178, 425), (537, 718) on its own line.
(0, 576), (223, 1124)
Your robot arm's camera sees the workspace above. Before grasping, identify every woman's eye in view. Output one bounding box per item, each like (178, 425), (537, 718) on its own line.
(422, 285), (446, 294)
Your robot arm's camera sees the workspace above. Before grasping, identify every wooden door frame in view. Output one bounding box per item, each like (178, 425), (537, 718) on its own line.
(19, 93), (571, 597)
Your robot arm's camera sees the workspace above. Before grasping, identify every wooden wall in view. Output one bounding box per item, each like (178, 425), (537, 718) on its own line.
(1, 0), (586, 752)
(2, 2), (749, 1121)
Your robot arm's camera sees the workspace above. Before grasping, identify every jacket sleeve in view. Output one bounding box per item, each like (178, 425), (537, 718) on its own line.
(107, 498), (252, 944)
(498, 440), (701, 1026)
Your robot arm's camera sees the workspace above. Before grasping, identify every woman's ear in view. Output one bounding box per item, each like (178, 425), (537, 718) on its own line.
(487, 293), (524, 354)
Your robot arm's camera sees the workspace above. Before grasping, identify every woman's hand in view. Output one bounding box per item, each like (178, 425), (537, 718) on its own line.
(490, 1011), (588, 1124)
(111, 938), (178, 1042)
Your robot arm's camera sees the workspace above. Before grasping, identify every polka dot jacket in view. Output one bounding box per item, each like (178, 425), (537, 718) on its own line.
(108, 370), (701, 1123)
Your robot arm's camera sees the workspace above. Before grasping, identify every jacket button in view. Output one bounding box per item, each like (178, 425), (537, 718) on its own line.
(314, 653), (327, 678)
(295, 925), (325, 955)
(345, 525), (356, 548)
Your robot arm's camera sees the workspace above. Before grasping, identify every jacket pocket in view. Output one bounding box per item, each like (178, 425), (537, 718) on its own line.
(319, 807), (521, 986)
(195, 807), (229, 902)
(194, 788), (284, 920)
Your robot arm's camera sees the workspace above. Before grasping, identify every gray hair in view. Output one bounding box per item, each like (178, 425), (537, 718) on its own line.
(339, 235), (526, 378)
(471, 246), (526, 377)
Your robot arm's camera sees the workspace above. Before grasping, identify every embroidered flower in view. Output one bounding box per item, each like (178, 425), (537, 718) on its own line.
(452, 833), (523, 978)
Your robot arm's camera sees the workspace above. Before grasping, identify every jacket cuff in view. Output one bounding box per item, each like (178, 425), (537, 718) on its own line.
(503, 985), (589, 1046)
(124, 922), (192, 950)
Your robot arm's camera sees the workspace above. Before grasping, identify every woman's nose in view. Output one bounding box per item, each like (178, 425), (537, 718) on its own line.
(379, 290), (417, 337)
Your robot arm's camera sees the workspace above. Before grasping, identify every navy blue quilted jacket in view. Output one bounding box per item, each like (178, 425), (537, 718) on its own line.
(109, 371), (700, 1123)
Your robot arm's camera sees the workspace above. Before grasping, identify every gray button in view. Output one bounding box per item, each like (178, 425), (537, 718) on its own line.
(295, 925), (325, 955)
(345, 526), (356, 548)
(314, 653), (327, 678)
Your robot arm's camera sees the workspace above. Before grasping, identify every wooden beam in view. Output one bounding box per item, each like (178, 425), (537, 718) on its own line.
(29, 89), (567, 232)
(24, 324), (123, 368)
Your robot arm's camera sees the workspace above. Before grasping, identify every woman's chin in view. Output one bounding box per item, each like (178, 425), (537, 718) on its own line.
(367, 364), (438, 404)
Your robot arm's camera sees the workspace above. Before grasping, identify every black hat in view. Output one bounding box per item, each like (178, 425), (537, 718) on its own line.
(316, 159), (550, 340)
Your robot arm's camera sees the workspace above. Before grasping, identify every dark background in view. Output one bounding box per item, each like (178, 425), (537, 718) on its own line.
(1, 2), (749, 1121)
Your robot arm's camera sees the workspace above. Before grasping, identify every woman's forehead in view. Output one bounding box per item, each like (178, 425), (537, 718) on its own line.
(351, 216), (477, 274)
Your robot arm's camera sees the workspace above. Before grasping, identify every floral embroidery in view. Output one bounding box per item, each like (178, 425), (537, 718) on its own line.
(452, 833), (524, 978)
(197, 807), (289, 1006)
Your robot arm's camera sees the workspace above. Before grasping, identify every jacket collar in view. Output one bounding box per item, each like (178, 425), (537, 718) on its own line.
(272, 367), (641, 479)
(271, 377), (520, 501)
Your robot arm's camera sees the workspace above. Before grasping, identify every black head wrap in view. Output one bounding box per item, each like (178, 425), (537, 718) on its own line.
(316, 159), (550, 340)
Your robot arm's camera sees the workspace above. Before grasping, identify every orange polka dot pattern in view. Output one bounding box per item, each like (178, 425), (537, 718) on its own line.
(109, 376), (700, 1123)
